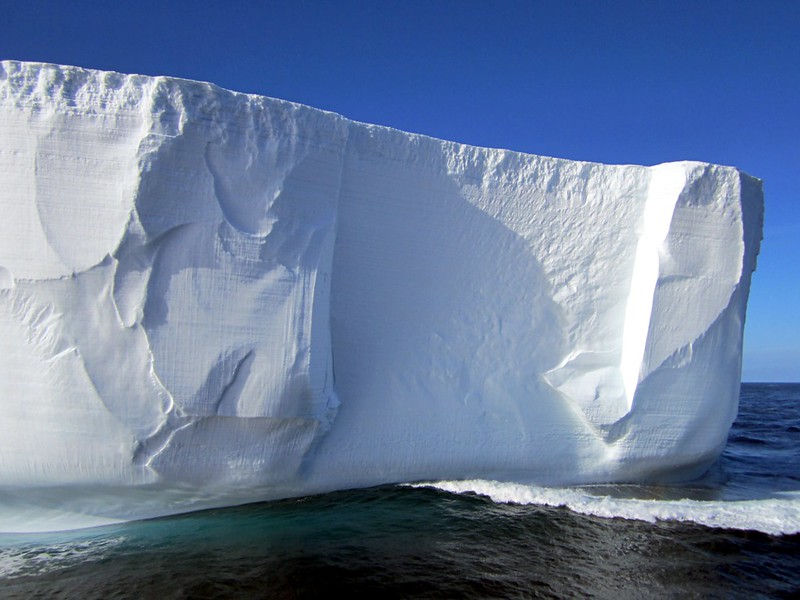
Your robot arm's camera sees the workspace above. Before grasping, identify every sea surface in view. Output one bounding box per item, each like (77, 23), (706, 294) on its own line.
(0, 383), (798, 599)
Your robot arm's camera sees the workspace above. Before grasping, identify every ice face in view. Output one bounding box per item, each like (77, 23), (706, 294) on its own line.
(0, 61), (763, 532)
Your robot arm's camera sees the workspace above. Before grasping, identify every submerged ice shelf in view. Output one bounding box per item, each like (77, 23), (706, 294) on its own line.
(0, 61), (763, 532)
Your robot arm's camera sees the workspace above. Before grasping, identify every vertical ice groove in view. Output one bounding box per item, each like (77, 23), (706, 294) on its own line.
(619, 163), (687, 408)
(312, 120), (351, 432)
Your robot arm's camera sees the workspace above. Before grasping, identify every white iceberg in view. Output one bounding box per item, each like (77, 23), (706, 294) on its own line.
(0, 61), (762, 532)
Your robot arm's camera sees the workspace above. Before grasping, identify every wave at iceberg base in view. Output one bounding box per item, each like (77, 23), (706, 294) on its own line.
(0, 61), (763, 532)
(413, 481), (800, 537)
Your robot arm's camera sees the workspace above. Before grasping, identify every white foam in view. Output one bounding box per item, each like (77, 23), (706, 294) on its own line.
(0, 535), (127, 578)
(415, 480), (800, 537)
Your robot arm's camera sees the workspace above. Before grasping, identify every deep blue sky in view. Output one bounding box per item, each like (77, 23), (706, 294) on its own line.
(3, 0), (798, 381)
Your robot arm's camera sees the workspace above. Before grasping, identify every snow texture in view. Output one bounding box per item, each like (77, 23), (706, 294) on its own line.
(0, 61), (763, 532)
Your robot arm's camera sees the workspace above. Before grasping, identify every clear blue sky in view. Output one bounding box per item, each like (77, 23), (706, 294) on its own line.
(2, 0), (798, 381)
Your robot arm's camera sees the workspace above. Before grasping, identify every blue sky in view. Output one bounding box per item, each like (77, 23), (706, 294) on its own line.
(2, 0), (798, 381)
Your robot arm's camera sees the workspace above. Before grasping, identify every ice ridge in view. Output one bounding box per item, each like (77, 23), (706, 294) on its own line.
(0, 61), (763, 532)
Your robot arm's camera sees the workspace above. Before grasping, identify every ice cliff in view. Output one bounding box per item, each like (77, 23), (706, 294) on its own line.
(0, 61), (763, 532)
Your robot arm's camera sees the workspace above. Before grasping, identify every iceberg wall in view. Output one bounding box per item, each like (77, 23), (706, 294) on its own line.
(0, 61), (763, 532)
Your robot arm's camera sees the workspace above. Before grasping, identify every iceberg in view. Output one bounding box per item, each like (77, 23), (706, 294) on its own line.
(0, 61), (763, 532)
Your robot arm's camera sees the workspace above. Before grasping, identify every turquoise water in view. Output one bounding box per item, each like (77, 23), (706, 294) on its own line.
(1, 384), (798, 598)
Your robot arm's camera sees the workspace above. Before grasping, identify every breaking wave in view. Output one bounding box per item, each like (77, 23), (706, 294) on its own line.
(412, 479), (800, 536)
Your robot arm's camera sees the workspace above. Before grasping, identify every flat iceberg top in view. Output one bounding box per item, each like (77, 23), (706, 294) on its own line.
(0, 61), (763, 532)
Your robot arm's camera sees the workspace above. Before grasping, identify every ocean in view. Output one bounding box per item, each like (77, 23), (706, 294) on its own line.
(0, 383), (797, 598)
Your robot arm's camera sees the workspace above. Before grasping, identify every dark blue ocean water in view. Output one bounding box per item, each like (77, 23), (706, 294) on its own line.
(0, 383), (798, 598)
